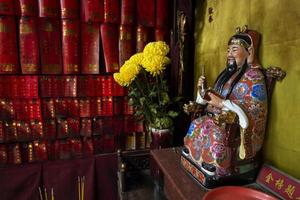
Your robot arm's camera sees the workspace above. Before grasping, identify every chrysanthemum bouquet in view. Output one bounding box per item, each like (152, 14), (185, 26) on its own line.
(113, 41), (181, 130)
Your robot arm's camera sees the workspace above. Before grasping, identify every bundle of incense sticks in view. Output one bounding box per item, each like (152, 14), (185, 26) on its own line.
(78, 176), (85, 200)
(38, 187), (55, 200)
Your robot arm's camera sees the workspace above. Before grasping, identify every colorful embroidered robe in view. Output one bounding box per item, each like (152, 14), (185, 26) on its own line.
(184, 65), (268, 176)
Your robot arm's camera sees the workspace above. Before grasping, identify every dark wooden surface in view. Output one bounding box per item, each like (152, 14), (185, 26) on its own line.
(151, 148), (207, 200)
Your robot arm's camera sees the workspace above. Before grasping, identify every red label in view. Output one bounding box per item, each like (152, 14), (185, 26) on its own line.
(62, 20), (80, 74)
(60, 0), (79, 19)
(0, 16), (19, 74)
(257, 164), (300, 200)
(81, 0), (103, 22)
(39, 18), (62, 74)
(137, 0), (155, 27)
(81, 22), (100, 74)
(136, 25), (153, 52)
(119, 25), (135, 66)
(38, 0), (60, 18)
(15, 0), (38, 16)
(156, 0), (170, 28)
(101, 24), (119, 73)
(121, 0), (135, 25)
(104, 0), (120, 23)
(155, 28), (170, 45)
(0, 0), (14, 15)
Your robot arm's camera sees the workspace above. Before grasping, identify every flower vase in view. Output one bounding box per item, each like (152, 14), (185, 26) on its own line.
(149, 127), (173, 149)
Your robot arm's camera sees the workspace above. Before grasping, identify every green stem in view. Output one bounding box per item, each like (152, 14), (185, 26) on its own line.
(133, 80), (154, 124)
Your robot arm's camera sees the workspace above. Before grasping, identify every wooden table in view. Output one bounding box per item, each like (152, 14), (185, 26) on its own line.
(151, 148), (207, 200)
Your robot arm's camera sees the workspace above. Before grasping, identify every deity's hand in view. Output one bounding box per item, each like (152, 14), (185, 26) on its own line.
(183, 101), (203, 114)
(197, 76), (206, 88)
(197, 76), (206, 96)
(207, 92), (224, 109)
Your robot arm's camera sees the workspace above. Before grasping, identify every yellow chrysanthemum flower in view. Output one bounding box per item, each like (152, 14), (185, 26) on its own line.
(113, 73), (127, 86)
(143, 41), (169, 56)
(142, 55), (171, 76)
(129, 52), (144, 65)
(117, 61), (141, 86)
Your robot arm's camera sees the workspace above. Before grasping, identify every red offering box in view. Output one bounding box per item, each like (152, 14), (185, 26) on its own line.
(38, 0), (60, 18)
(101, 75), (113, 96)
(121, 0), (135, 25)
(15, 0), (38, 16)
(0, 121), (4, 142)
(62, 19), (80, 74)
(136, 25), (153, 52)
(104, 0), (120, 23)
(19, 17), (40, 74)
(66, 98), (79, 117)
(57, 118), (68, 139)
(4, 121), (18, 142)
(0, 144), (8, 164)
(79, 98), (91, 117)
(155, 28), (170, 45)
(17, 121), (31, 141)
(21, 142), (34, 163)
(30, 120), (43, 140)
(0, 99), (15, 120)
(112, 77), (125, 96)
(156, 0), (170, 28)
(119, 25), (135, 66)
(14, 99), (41, 121)
(57, 139), (70, 160)
(123, 115), (135, 133)
(101, 23), (119, 73)
(137, 0), (154, 27)
(123, 96), (134, 115)
(0, 0), (14, 15)
(82, 138), (94, 157)
(81, 22), (100, 74)
(41, 98), (56, 119)
(102, 133), (115, 153)
(0, 16), (19, 74)
(67, 118), (80, 136)
(60, 0), (79, 19)
(80, 118), (92, 137)
(8, 143), (22, 164)
(81, 0), (103, 22)
(43, 119), (56, 140)
(64, 76), (77, 97)
(17, 76), (39, 98)
(101, 96), (113, 116)
(90, 97), (102, 117)
(68, 138), (82, 158)
(113, 97), (123, 115)
(39, 18), (62, 74)
(55, 98), (68, 117)
(39, 76), (52, 97)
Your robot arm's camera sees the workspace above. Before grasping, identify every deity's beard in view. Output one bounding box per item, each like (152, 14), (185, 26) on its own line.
(214, 59), (248, 98)
(227, 59), (238, 72)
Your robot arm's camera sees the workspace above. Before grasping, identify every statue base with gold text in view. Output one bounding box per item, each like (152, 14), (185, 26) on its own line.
(180, 148), (260, 189)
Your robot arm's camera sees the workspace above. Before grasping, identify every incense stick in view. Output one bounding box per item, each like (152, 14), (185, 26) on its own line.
(44, 188), (48, 200)
(51, 188), (54, 200)
(38, 187), (43, 200)
(81, 176), (85, 200)
(78, 176), (81, 200)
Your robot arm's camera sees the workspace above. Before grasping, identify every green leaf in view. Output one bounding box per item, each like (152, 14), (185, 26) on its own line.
(139, 97), (146, 106)
(160, 92), (170, 105)
(168, 111), (179, 118)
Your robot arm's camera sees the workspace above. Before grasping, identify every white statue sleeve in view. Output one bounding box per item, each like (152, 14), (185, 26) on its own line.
(195, 91), (207, 105)
(222, 100), (249, 129)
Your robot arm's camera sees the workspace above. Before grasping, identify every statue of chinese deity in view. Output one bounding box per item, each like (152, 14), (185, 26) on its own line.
(181, 26), (272, 188)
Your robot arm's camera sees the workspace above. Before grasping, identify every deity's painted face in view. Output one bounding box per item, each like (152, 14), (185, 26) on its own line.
(227, 44), (249, 68)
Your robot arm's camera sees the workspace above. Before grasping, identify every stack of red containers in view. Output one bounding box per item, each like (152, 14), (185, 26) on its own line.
(0, 0), (171, 166)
